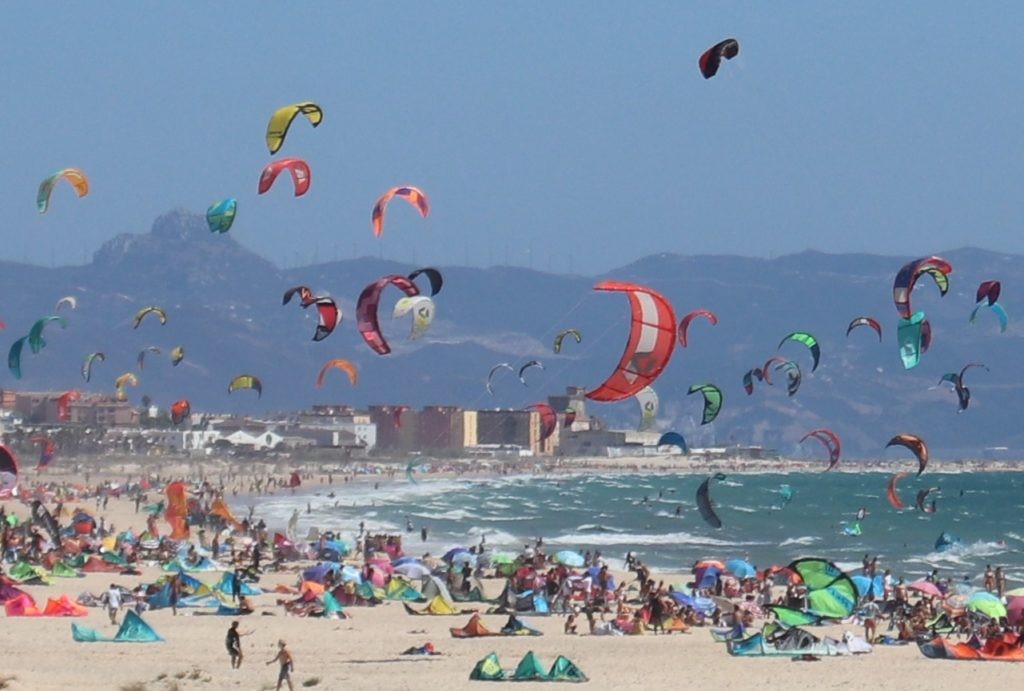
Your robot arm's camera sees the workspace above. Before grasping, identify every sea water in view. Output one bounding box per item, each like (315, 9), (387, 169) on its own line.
(243, 469), (1024, 583)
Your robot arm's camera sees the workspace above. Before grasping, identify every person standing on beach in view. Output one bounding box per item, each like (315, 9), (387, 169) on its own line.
(105, 583), (121, 625)
(266, 640), (294, 691)
(225, 621), (252, 669)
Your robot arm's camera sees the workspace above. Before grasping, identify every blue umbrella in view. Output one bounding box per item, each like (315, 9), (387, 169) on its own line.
(725, 559), (756, 579)
(442, 547), (469, 563)
(554, 550), (585, 567)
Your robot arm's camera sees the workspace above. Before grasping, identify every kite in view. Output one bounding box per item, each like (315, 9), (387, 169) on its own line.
(392, 296), (435, 340)
(258, 158), (311, 197)
(82, 352), (105, 382)
(28, 316), (67, 353)
(316, 359), (358, 389)
(699, 38), (739, 79)
(114, 372), (138, 402)
(37, 168), (89, 214)
(636, 385), (659, 431)
(372, 186), (429, 237)
(56, 390), (80, 422)
(846, 317), (881, 341)
(773, 360), (802, 397)
(133, 306), (167, 329)
(308, 298), (340, 342)
(170, 346), (185, 366)
(886, 434), (928, 476)
(356, 275), (420, 355)
(553, 328), (582, 354)
(170, 400), (191, 425)
(585, 281), (677, 402)
(800, 429), (841, 471)
(976, 280), (1001, 306)
(892, 256), (952, 319)
(55, 296), (78, 311)
(30, 436), (56, 470)
(266, 102), (323, 154)
(886, 473), (908, 510)
(518, 360), (545, 386)
(969, 301), (1008, 333)
(696, 473), (727, 528)
(687, 383), (722, 425)
(742, 367), (763, 395)
(526, 403), (557, 442)
(778, 331), (820, 372)
(678, 309), (718, 347)
(137, 346), (161, 371)
(206, 199), (237, 233)
(407, 267), (443, 296)
(282, 286), (315, 307)
(486, 363), (514, 396)
(656, 431), (688, 453)
(896, 311), (926, 370)
(228, 375), (262, 398)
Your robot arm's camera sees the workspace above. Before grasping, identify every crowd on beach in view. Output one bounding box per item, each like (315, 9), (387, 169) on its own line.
(3, 467), (1024, 688)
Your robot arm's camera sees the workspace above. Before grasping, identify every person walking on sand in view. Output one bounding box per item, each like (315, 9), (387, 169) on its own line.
(105, 583), (121, 625)
(267, 640), (294, 691)
(225, 621), (252, 669)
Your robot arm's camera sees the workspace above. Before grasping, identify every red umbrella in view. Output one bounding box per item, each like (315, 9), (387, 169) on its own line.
(908, 579), (943, 598)
(1007, 596), (1024, 626)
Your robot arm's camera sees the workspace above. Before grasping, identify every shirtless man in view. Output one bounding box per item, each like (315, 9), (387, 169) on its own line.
(266, 640), (294, 691)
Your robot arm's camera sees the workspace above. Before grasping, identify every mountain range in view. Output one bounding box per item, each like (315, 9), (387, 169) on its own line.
(2, 210), (1020, 459)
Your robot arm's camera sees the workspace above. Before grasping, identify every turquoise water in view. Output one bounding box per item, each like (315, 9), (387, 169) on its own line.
(251, 470), (1024, 584)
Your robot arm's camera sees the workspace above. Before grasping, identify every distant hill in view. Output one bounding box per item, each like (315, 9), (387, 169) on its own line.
(2, 210), (1020, 458)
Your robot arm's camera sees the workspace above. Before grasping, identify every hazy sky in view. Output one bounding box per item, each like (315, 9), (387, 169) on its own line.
(2, 2), (1021, 273)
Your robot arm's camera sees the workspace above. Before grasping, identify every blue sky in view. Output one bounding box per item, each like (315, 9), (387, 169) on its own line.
(1, 2), (1021, 272)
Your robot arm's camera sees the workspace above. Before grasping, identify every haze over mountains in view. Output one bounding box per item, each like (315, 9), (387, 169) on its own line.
(3, 211), (1020, 458)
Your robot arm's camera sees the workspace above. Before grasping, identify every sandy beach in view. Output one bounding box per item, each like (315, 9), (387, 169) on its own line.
(1, 456), (1022, 690)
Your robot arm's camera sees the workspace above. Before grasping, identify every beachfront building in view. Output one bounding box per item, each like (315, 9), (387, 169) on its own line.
(293, 408), (376, 451)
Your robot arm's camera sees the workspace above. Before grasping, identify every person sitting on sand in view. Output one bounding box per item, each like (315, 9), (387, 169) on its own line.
(564, 613), (578, 635)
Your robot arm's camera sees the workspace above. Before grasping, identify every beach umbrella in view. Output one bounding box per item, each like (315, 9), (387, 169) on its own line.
(340, 565), (363, 583)
(695, 560), (725, 570)
(489, 553), (516, 565)
(851, 575), (884, 598)
(1007, 597), (1024, 626)
(394, 562), (431, 579)
(967, 591), (1006, 619)
(554, 551), (585, 568)
(450, 552), (478, 567)
(725, 559), (756, 579)
(908, 580), (943, 598)
(443, 547), (469, 563)
(670, 591), (695, 608)
(393, 556), (421, 567)
(712, 596), (736, 613)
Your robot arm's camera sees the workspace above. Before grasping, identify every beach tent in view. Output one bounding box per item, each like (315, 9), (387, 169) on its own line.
(385, 578), (424, 602)
(512, 651), (550, 681)
(852, 574), (885, 598)
(42, 595), (88, 616)
(421, 575), (457, 607)
(493, 581), (550, 615)
(919, 635), (1024, 661)
(694, 565), (720, 590)
(548, 656), (588, 682)
(0, 581), (30, 603)
(4, 592), (41, 616)
(394, 562), (431, 579)
(728, 626), (840, 657)
(469, 652), (505, 681)
(72, 611), (163, 643)
(8, 561), (50, 584)
(553, 551), (584, 567)
(216, 572), (262, 597)
(322, 592), (344, 618)
(404, 594), (466, 615)
(501, 615), (542, 636)
(114, 611), (163, 641)
(451, 613), (499, 638)
(51, 561), (82, 578)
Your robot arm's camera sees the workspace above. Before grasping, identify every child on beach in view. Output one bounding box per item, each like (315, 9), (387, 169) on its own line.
(266, 640), (294, 691)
